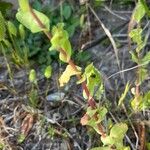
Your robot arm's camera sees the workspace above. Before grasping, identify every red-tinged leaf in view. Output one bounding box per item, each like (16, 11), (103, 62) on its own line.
(21, 114), (34, 137)
(80, 114), (89, 126)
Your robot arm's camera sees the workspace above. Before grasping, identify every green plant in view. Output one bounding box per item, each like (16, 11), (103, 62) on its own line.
(0, 12), (17, 92)
(129, 0), (150, 111)
(0, 12), (29, 68)
(28, 69), (39, 108)
(14, 0), (130, 149)
(23, 0), (80, 69)
(127, 1), (150, 149)
(2, 0), (150, 149)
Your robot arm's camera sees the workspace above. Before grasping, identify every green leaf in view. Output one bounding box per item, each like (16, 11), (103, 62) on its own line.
(138, 67), (148, 85)
(67, 24), (76, 37)
(129, 28), (142, 43)
(2, 39), (12, 48)
(86, 107), (97, 117)
(110, 123), (128, 139)
(59, 65), (81, 87)
(80, 14), (85, 27)
(0, 11), (6, 41)
(138, 91), (150, 110)
(140, 0), (150, 17)
(123, 147), (131, 150)
(19, 24), (26, 40)
(131, 91), (150, 111)
(129, 28), (144, 52)
(76, 51), (91, 63)
(141, 51), (150, 64)
(131, 95), (143, 111)
(29, 69), (36, 83)
(29, 89), (38, 108)
(7, 21), (17, 36)
(96, 107), (107, 123)
(133, 1), (145, 23)
(63, 4), (72, 20)
(49, 23), (72, 62)
(60, 40), (72, 62)
(101, 123), (128, 149)
(81, 63), (104, 99)
(101, 136), (115, 147)
(44, 65), (52, 79)
(85, 107), (107, 134)
(130, 52), (138, 63)
(146, 142), (150, 150)
(18, 133), (26, 143)
(18, 0), (30, 12)
(91, 147), (110, 150)
(16, 9), (50, 33)
(118, 82), (130, 106)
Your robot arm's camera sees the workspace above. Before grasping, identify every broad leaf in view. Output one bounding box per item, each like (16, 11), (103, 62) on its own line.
(49, 23), (72, 62)
(82, 106), (107, 135)
(16, 9), (50, 33)
(80, 63), (104, 99)
(101, 123), (128, 149)
(110, 123), (128, 139)
(59, 65), (81, 87)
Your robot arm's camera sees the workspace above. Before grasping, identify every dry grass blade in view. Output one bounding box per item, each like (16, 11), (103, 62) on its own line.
(88, 4), (120, 71)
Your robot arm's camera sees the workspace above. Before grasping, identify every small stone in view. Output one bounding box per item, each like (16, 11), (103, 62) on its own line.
(46, 92), (65, 102)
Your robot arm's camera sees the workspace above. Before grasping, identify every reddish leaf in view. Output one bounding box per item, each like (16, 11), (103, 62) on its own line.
(80, 114), (89, 126)
(21, 114), (34, 137)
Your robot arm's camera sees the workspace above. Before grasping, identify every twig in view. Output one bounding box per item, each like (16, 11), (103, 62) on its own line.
(104, 5), (128, 21)
(107, 61), (150, 80)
